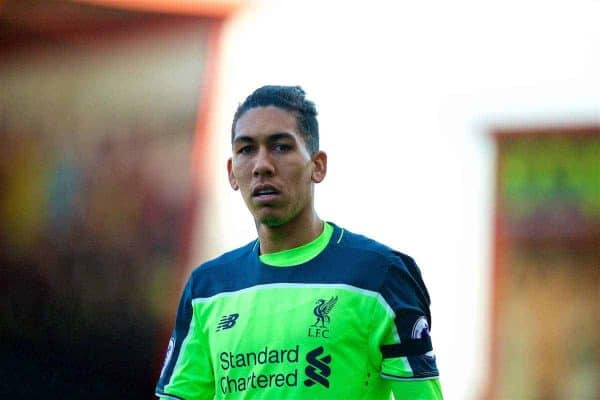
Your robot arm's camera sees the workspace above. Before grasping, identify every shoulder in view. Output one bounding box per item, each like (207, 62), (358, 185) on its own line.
(332, 223), (415, 272)
(332, 225), (432, 310)
(194, 240), (256, 272)
(185, 240), (257, 297)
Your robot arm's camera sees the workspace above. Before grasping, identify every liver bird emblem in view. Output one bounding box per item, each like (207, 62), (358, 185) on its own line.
(312, 296), (338, 328)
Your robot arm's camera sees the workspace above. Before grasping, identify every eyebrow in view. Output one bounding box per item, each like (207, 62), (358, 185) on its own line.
(232, 132), (296, 145)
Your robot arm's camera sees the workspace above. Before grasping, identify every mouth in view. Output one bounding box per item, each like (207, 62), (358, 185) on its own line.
(252, 184), (281, 202)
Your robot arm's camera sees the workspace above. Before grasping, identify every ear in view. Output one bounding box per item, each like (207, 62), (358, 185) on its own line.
(311, 151), (327, 183)
(227, 158), (239, 190)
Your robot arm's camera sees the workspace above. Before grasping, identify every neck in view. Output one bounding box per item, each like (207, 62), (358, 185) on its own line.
(256, 211), (323, 254)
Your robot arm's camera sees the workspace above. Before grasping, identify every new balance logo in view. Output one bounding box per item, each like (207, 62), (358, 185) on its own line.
(216, 313), (239, 331)
(304, 346), (332, 388)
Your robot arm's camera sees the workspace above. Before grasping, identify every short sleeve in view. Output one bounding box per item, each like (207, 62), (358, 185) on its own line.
(372, 253), (440, 381)
(155, 277), (215, 400)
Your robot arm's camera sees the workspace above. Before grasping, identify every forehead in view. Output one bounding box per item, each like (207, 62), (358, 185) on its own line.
(233, 106), (300, 141)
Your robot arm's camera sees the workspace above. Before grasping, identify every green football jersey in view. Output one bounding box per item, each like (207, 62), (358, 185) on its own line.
(156, 223), (440, 399)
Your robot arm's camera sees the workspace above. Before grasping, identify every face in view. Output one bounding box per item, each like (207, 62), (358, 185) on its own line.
(228, 106), (327, 227)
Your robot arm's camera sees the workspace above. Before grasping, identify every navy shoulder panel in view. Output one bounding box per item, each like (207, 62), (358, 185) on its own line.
(195, 239), (256, 272)
(322, 224), (406, 291)
(331, 223), (431, 309)
(332, 224), (399, 259)
(187, 240), (257, 298)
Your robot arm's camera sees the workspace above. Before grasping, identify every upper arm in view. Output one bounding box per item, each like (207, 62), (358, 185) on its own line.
(373, 254), (441, 384)
(391, 378), (443, 400)
(155, 278), (215, 400)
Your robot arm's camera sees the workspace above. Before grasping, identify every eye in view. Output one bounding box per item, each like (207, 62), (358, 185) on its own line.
(273, 143), (292, 153)
(237, 145), (254, 155)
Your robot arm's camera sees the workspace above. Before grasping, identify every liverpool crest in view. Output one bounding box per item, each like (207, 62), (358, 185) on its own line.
(308, 296), (338, 338)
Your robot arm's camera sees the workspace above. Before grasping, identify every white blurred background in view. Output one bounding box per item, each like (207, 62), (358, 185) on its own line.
(194, 2), (600, 399)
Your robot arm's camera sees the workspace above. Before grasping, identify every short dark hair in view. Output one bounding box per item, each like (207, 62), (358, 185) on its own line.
(231, 85), (319, 155)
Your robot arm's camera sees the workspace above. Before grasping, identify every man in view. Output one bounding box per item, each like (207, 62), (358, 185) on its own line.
(156, 85), (443, 399)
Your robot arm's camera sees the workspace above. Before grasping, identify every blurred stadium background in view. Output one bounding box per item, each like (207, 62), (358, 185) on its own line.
(0, 1), (598, 399)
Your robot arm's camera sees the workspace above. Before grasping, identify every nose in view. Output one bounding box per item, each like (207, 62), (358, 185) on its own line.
(252, 147), (275, 177)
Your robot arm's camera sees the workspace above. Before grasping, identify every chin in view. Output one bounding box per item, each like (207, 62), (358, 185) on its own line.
(253, 210), (287, 227)
(257, 216), (286, 227)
